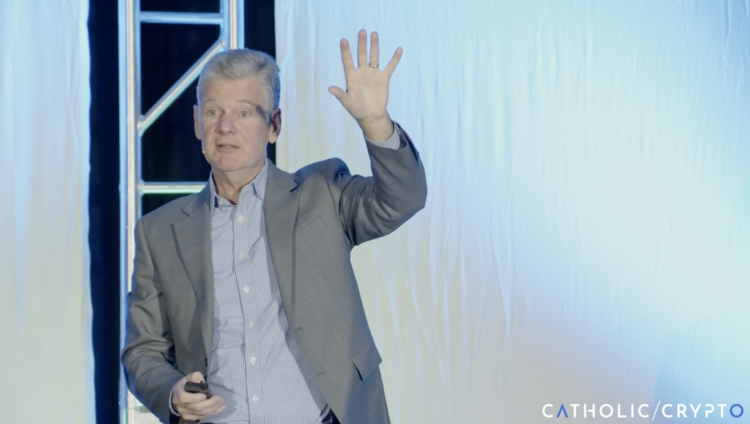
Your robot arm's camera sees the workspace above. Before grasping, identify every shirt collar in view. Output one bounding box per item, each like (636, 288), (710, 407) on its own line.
(209, 159), (269, 213)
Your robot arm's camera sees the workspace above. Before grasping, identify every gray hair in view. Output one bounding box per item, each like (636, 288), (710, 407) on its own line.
(196, 48), (280, 111)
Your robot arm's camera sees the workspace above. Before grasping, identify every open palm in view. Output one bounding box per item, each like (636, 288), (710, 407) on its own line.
(329, 30), (402, 123)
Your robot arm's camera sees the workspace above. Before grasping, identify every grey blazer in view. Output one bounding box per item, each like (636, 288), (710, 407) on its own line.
(121, 127), (427, 424)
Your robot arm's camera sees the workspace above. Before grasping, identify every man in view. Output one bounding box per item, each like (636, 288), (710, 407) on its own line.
(122, 30), (426, 424)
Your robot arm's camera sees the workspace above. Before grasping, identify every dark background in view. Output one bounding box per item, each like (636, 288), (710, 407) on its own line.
(88, 1), (275, 421)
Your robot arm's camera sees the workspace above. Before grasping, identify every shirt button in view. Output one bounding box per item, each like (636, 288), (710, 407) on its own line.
(243, 285), (250, 294)
(249, 356), (256, 365)
(237, 215), (244, 223)
(252, 394), (259, 403)
(218, 199), (224, 206)
(248, 321), (255, 328)
(238, 252), (245, 260)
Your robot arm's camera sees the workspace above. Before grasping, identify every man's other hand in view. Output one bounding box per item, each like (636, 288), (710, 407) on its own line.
(172, 371), (226, 421)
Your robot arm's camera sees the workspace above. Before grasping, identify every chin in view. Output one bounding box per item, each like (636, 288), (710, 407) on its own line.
(213, 164), (245, 174)
(211, 156), (244, 171)
(212, 160), (261, 175)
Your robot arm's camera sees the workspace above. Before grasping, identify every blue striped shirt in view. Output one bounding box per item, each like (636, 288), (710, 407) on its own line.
(205, 159), (329, 424)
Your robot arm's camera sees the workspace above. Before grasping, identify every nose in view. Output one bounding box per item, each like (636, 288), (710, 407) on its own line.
(216, 113), (237, 135)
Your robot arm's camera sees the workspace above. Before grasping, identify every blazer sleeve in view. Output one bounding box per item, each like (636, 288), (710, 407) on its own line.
(328, 123), (428, 246)
(121, 219), (185, 424)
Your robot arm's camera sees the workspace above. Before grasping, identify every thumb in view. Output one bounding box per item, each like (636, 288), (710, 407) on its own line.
(328, 86), (348, 104)
(186, 371), (205, 383)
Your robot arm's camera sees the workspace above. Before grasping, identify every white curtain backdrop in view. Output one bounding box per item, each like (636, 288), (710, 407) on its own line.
(276, 1), (750, 422)
(0, 1), (94, 422)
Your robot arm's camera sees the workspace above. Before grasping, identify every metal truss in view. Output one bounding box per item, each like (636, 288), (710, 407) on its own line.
(118, 0), (245, 422)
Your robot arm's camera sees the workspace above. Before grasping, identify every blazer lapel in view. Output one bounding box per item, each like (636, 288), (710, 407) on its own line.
(173, 184), (214, 360)
(264, 161), (300, 325)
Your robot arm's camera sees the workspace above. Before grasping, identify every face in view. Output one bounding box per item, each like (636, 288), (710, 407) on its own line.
(194, 76), (281, 180)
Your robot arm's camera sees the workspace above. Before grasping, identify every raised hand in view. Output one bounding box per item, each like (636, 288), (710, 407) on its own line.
(329, 30), (402, 141)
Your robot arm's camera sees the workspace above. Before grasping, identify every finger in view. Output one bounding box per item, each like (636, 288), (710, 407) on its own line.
(182, 402), (226, 422)
(384, 47), (403, 77)
(176, 391), (211, 405)
(186, 396), (224, 412)
(357, 29), (367, 68)
(328, 86), (349, 102)
(186, 371), (205, 383)
(328, 86), (353, 110)
(369, 32), (380, 67)
(339, 38), (354, 74)
(178, 396), (225, 419)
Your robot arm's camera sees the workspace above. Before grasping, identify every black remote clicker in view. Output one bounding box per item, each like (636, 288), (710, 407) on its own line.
(184, 381), (213, 399)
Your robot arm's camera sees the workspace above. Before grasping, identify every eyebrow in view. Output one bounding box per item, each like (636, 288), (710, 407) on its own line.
(200, 99), (271, 120)
(202, 98), (260, 107)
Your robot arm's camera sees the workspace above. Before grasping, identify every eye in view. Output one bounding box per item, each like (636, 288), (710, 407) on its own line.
(240, 110), (250, 118)
(206, 109), (219, 117)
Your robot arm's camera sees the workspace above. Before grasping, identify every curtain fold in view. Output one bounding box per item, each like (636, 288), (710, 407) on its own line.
(0, 1), (94, 422)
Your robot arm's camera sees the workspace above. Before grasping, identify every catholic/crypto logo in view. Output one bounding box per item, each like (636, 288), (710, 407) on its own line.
(542, 403), (744, 419)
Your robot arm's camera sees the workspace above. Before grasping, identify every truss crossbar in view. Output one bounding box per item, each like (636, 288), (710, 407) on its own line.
(140, 11), (224, 25)
(140, 182), (207, 194)
(139, 39), (224, 135)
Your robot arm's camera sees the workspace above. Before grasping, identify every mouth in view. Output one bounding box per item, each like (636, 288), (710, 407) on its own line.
(215, 142), (239, 151)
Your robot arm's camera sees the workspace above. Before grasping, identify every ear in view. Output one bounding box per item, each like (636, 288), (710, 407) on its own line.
(268, 108), (282, 144)
(193, 104), (202, 141)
